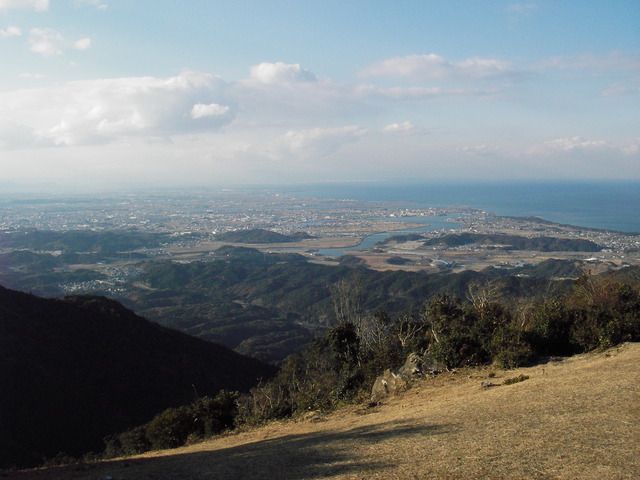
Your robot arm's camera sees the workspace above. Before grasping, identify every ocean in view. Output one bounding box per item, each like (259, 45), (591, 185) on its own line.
(287, 181), (640, 234)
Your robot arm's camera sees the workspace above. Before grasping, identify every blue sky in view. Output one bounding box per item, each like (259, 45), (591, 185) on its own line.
(0, 0), (638, 188)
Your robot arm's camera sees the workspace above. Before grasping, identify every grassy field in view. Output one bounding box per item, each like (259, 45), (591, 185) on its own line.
(7, 343), (639, 480)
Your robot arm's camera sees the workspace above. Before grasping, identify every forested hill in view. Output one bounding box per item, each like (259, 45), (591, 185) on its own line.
(125, 247), (564, 362)
(0, 230), (170, 253)
(0, 286), (275, 469)
(422, 233), (602, 251)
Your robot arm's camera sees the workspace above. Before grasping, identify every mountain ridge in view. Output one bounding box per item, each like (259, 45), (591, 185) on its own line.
(0, 285), (275, 468)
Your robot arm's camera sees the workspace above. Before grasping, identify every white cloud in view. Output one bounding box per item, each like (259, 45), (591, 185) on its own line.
(526, 136), (609, 156)
(28, 28), (91, 56)
(1, 56), (635, 184)
(73, 37), (92, 51)
(363, 54), (519, 82)
(0, 25), (21, 37)
(265, 125), (368, 160)
(249, 62), (317, 85)
(538, 51), (640, 73)
(508, 3), (538, 14)
(381, 121), (415, 135)
(73, 0), (108, 9)
(537, 51), (640, 99)
(460, 145), (499, 156)
(19, 72), (45, 79)
(601, 82), (640, 97)
(28, 28), (63, 56)
(0, 71), (234, 146)
(0, 0), (48, 11)
(357, 84), (501, 100)
(190, 103), (230, 119)
(620, 138), (640, 156)
(0, 119), (37, 148)
(235, 63), (370, 124)
(234, 60), (498, 130)
(524, 137), (640, 174)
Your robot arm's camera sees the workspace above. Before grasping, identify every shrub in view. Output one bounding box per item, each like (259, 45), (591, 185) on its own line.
(145, 406), (193, 450)
(236, 374), (295, 426)
(104, 426), (150, 457)
(430, 334), (485, 369)
(190, 391), (239, 437)
(41, 452), (78, 467)
(102, 390), (241, 458)
(566, 276), (640, 351)
(493, 341), (535, 369)
(503, 374), (530, 385)
(528, 299), (577, 356)
(490, 326), (536, 369)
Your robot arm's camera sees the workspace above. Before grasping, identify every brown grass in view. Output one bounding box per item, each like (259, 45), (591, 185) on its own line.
(7, 343), (639, 480)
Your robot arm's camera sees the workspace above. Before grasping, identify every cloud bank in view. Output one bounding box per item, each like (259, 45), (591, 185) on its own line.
(265, 125), (368, 160)
(527, 136), (609, 156)
(28, 27), (91, 56)
(363, 54), (519, 82)
(0, 54), (637, 184)
(249, 62), (317, 85)
(0, 71), (234, 146)
(0, 25), (21, 37)
(381, 121), (415, 135)
(0, 0), (48, 11)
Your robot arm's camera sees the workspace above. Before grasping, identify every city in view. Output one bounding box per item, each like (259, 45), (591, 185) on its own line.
(1, 188), (639, 297)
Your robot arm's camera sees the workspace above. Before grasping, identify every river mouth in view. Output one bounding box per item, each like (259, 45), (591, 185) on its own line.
(316, 214), (464, 257)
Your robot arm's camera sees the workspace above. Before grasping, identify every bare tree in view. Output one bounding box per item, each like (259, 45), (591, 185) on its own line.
(329, 274), (391, 353)
(329, 275), (364, 326)
(357, 310), (390, 352)
(466, 280), (503, 315)
(395, 313), (423, 349)
(513, 298), (538, 330)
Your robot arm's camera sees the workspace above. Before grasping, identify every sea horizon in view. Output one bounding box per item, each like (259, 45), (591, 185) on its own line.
(285, 180), (640, 234)
(2, 179), (639, 234)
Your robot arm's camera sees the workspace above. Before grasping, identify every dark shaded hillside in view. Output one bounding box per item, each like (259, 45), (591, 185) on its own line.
(0, 286), (275, 469)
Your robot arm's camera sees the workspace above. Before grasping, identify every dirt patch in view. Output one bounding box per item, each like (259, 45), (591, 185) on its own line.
(7, 343), (639, 480)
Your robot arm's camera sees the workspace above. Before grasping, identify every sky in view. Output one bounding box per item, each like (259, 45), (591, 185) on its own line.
(0, 0), (639, 189)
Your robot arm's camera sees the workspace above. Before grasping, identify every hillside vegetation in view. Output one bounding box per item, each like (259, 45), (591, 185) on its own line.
(29, 269), (637, 466)
(9, 343), (639, 480)
(1, 262), (638, 472)
(1, 232), (626, 364)
(123, 247), (561, 362)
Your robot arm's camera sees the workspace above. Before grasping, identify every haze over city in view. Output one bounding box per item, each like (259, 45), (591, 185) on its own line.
(0, 0), (638, 188)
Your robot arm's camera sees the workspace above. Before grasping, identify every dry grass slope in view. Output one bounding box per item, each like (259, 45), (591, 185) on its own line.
(6, 343), (639, 480)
